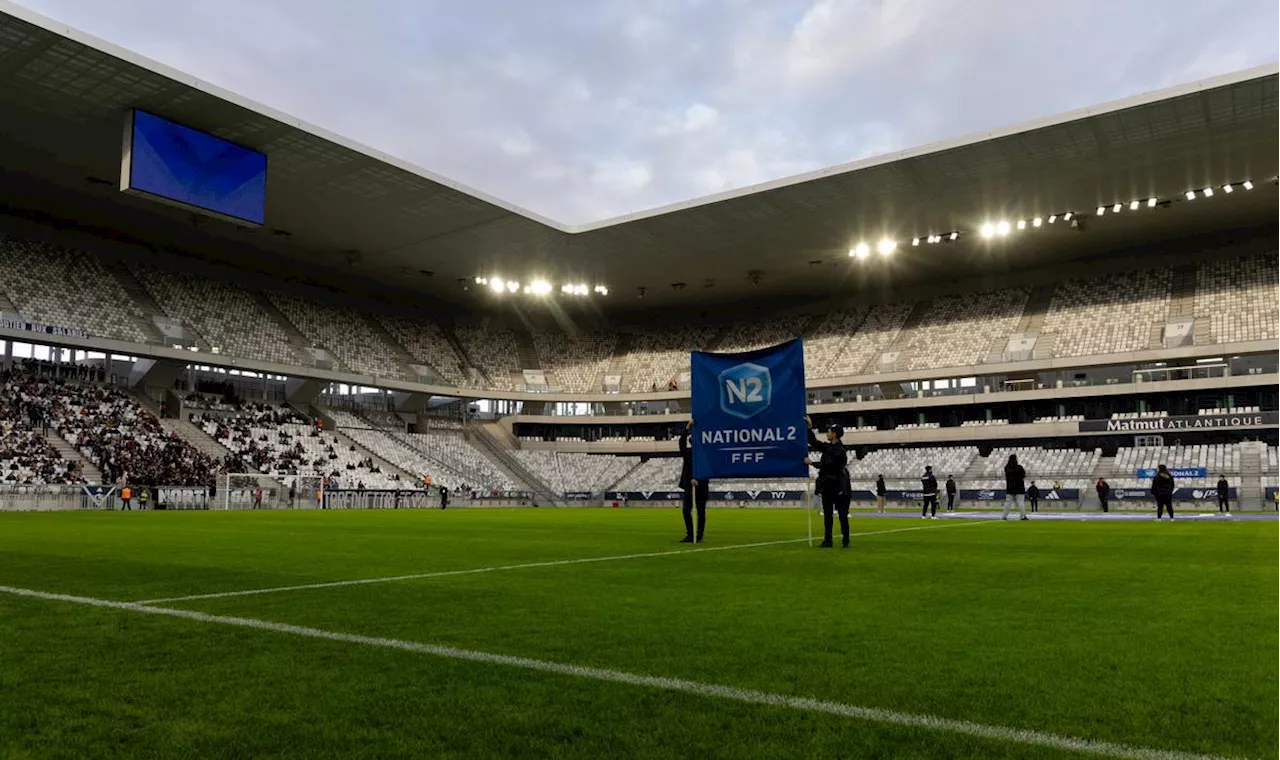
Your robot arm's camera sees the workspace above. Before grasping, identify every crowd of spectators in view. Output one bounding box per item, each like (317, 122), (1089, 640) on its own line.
(3, 366), (219, 486)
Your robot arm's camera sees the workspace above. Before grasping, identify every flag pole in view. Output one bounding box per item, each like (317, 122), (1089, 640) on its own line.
(806, 479), (814, 547)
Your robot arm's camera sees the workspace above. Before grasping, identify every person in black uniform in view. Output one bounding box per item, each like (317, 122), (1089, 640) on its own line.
(1027, 481), (1040, 513)
(677, 419), (708, 543)
(945, 475), (957, 512)
(875, 474), (887, 514)
(439, 485), (450, 510)
(1152, 464), (1175, 520)
(805, 416), (850, 547)
(1216, 475), (1230, 514)
(921, 466), (939, 519)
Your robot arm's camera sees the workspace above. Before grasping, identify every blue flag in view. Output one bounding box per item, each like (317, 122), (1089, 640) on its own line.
(690, 338), (808, 481)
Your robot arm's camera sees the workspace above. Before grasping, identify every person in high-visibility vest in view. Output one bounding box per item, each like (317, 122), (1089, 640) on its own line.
(120, 485), (133, 511)
(138, 488), (150, 510)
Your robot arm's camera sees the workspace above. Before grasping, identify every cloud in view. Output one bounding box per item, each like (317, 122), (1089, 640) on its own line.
(9, 0), (1279, 224)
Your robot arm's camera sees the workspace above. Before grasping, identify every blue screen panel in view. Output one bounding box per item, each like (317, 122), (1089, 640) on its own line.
(126, 110), (267, 225)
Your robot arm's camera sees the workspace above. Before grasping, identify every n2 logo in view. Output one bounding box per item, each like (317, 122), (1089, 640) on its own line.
(719, 362), (772, 420)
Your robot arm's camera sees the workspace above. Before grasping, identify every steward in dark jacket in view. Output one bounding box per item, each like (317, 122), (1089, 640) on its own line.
(805, 416), (850, 548)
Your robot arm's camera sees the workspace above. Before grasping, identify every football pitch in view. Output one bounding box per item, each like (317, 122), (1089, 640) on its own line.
(0, 508), (1274, 760)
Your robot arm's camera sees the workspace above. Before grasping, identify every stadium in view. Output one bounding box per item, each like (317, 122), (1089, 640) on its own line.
(0, 3), (1276, 759)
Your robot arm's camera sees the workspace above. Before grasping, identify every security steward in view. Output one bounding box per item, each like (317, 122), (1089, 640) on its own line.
(677, 419), (709, 543)
(805, 416), (851, 548)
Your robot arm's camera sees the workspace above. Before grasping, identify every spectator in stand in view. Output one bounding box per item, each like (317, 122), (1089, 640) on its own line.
(1216, 475), (1230, 515)
(1027, 481), (1040, 513)
(875, 474), (886, 514)
(945, 475), (957, 512)
(1096, 478), (1110, 513)
(1152, 464), (1175, 521)
(1002, 455), (1028, 521)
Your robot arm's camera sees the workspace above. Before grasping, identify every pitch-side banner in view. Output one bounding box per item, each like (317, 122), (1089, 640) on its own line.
(1079, 412), (1277, 433)
(690, 339), (808, 481)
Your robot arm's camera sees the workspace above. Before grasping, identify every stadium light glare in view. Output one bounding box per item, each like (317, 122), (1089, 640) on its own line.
(1185, 190), (1196, 200)
(1243, 180), (1254, 190)
(996, 221), (1011, 236)
(1202, 187), (1214, 197)
(877, 238), (897, 256)
(489, 277), (505, 293)
(507, 281), (520, 293)
(1016, 220), (1026, 230)
(1147, 197), (1157, 207)
(850, 243), (870, 259)
(1129, 200), (1140, 211)
(561, 284), (573, 294)
(980, 223), (995, 238)
(530, 280), (552, 295)
(1032, 217), (1042, 227)
(1222, 183), (1233, 193)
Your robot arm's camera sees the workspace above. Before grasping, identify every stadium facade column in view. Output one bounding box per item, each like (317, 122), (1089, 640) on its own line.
(127, 357), (185, 392)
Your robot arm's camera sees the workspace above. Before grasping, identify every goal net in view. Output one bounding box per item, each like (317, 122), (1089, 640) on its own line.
(216, 473), (324, 510)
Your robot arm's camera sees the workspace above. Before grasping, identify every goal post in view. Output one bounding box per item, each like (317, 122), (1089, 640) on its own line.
(217, 473), (324, 510)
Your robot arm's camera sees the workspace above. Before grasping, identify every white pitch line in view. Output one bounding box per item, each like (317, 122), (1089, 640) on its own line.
(135, 519), (993, 605)
(0, 583), (1236, 760)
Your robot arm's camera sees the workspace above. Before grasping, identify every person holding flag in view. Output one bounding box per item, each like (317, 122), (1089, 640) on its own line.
(804, 416), (851, 548)
(677, 419), (709, 543)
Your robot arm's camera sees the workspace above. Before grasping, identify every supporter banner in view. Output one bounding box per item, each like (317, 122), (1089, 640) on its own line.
(868, 489), (1081, 502)
(562, 491), (594, 500)
(323, 489), (436, 509)
(690, 339), (807, 481)
(1136, 468), (1206, 479)
(1110, 487), (1238, 501)
(81, 484), (116, 508)
(156, 486), (209, 509)
(604, 490), (805, 502)
(0, 314), (89, 339)
(1080, 412), (1277, 433)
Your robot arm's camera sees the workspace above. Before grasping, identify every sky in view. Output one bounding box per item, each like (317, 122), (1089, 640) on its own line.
(12, 0), (1278, 225)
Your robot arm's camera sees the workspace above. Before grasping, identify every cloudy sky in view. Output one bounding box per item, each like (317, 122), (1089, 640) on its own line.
(12, 0), (1278, 224)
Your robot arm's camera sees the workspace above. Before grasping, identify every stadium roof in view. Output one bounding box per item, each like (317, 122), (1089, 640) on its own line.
(0, 2), (1276, 313)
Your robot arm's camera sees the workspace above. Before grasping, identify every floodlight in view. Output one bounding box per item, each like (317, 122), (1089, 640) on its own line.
(1222, 184), (1233, 193)
(1112, 203), (1121, 213)
(980, 223), (995, 238)
(1185, 190), (1196, 200)
(1147, 197), (1157, 207)
(489, 277), (505, 293)
(912, 237), (920, 246)
(1129, 200), (1139, 210)
(996, 221), (1010, 236)
(1048, 215), (1057, 224)
(530, 280), (552, 295)
(1032, 217), (1042, 227)
(949, 232), (958, 240)
(1202, 187), (1214, 197)
(507, 281), (519, 293)
(1063, 212), (1072, 221)
(877, 239), (896, 256)
(1016, 220), (1026, 230)
(1243, 180), (1254, 190)
(1096, 206), (1105, 216)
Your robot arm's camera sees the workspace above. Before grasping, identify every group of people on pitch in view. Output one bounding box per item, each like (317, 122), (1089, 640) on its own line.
(675, 416), (856, 548)
(675, 418), (1219, 547)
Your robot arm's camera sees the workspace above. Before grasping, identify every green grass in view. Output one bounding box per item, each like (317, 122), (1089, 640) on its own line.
(0, 509), (1274, 759)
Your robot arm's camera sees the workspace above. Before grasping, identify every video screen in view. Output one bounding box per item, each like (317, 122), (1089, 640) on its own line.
(121, 110), (267, 226)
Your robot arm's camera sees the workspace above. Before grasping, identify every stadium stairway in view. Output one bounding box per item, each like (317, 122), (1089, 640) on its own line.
(105, 260), (191, 347)
(514, 329), (541, 371)
(1166, 265), (1198, 319)
(326, 427), (419, 485)
(44, 431), (102, 483)
(245, 291), (312, 366)
(1084, 456), (1116, 510)
(467, 422), (558, 503)
(1238, 448), (1262, 508)
(960, 455), (988, 485)
(0, 289), (18, 316)
(361, 314), (427, 383)
(159, 418), (236, 464)
(437, 322), (487, 387)
(877, 300), (932, 372)
(599, 332), (634, 391)
(1014, 284), (1057, 333)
